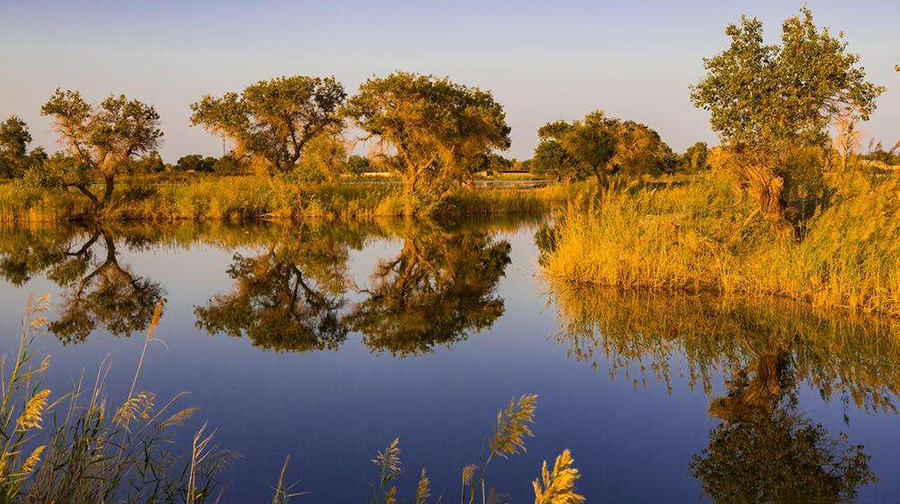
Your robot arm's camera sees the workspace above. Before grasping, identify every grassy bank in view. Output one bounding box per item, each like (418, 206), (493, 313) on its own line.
(541, 170), (900, 316)
(0, 176), (575, 223)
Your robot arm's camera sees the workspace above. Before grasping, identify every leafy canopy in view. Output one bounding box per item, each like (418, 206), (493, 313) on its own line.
(344, 72), (510, 194)
(190, 76), (346, 174)
(0, 116), (46, 179)
(690, 7), (883, 148)
(532, 111), (672, 186)
(35, 89), (163, 209)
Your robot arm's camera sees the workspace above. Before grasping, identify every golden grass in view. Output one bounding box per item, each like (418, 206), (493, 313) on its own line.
(0, 177), (576, 223)
(542, 171), (900, 316)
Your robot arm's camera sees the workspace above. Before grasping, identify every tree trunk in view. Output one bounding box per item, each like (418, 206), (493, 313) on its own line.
(757, 178), (785, 223)
(593, 169), (609, 191)
(101, 173), (115, 210)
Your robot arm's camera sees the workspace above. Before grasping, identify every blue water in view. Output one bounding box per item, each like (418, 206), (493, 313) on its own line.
(0, 218), (897, 503)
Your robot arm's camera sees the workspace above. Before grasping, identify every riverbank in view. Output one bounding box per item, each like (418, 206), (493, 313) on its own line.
(0, 176), (577, 222)
(540, 170), (900, 317)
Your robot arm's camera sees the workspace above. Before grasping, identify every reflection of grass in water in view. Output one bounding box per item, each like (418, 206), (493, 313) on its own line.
(549, 283), (884, 502)
(3, 299), (583, 503)
(548, 282), (900, 414)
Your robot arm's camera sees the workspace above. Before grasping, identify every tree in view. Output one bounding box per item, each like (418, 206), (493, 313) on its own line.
(213, 152), (249, 174)
(190, 76), (346, 175)
(530, 137), (576, 182)
(680, 142), (710, 172)
(195, 223), (366, 353)
(477, 153), (513, 175)
(294, 126), (349, 182)
(0, 225), (165, 344)
(36, 89), (163, 212)
(129, 150), (165, 173)
(611, 120), (675, 176)
(175, 154), (216, 173)
(344, 72), (511, 197)
(691, 351), (875, 503)
(0, 116), (46, 178)
(346, 154), (371, 176)
(690, 7), (883, 223)
(536, 113), (675, 186)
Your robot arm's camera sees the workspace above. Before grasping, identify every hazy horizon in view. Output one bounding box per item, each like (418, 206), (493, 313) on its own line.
(1, 0), (897, 162)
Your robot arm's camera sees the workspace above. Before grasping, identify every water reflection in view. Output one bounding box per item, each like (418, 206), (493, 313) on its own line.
(345, 221), (511, 356)
(194, 223), (371, 352)
(0, 225), (165, 343)
(0, 219), (516, 355)
(549, 286), (894, 502)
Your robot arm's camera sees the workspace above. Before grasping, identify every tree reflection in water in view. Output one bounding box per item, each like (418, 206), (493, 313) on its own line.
(0, 219), (518, 354)
(547, 285), (891, 502)
(345, 220), (511, 356)
(194, 219), (513, 355)
(0, 225), (164, 343)
(193, 223), (369, 352)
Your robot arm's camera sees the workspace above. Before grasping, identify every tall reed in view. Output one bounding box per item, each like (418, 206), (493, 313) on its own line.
(542, 170), (900, 316)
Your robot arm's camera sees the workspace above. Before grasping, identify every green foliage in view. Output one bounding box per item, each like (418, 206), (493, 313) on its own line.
(190, 76), (346, 174)
(293, 126), (349, 182)
(690, 7), (884, 222)
(129, 150), (165, 173)
(194, 223), (360, 352)
(678, 142), (710, 172)
(0, 227), (165, 344)
(533, 111), (672, 187)
(36, 89), (163, 211)
(213, 152), (248, 174)
(175, 154), (216, 173)
(345, 223), (512, 356)
(478, 152), (514, 175)
(344, 72), (511, 197)
(346, 154), (371, 176)
(0, 116), (46, 179)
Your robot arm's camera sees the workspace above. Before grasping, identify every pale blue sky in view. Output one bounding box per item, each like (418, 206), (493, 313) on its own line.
(1, 0), (897, 160)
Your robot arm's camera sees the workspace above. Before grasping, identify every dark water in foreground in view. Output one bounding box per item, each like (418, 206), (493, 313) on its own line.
(1, 217), (899, 503)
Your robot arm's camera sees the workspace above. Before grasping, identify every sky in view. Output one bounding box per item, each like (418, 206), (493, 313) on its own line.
(1, 0), (898, 161)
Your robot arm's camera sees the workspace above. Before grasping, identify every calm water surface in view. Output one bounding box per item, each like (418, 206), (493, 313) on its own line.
(1, 217), (899, 503)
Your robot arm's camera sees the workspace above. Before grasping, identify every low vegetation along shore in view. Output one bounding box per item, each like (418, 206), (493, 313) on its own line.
(540, 169), (900, 317)
(0, 176), (575, 222)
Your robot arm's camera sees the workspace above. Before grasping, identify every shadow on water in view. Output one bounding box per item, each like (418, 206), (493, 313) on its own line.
(546, 284), (897, 502)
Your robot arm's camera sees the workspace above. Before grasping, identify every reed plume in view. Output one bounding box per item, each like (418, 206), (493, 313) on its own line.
(490, 394), (538, 458)
(15, 389), (49, 432)
(532, 450), (585, 504)
(414, 468), (430, 504)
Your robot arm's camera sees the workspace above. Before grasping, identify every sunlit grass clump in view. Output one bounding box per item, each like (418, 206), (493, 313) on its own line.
(542, 171), (900, 316)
